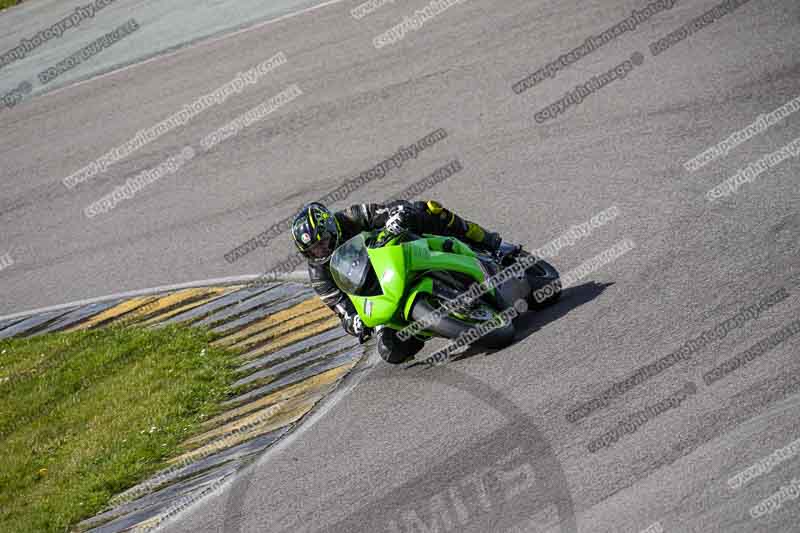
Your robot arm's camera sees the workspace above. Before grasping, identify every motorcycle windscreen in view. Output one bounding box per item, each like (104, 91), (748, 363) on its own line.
(330, 233), (382, 296)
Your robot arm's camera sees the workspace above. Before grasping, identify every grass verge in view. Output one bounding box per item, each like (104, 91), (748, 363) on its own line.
(0, 0), (23, 12)
(0, 324), (239, 533)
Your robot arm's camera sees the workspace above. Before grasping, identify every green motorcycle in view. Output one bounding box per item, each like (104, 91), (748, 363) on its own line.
(329, 229), (561, 350)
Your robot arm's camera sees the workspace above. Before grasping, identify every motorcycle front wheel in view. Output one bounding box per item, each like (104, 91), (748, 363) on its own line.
(409, 296), (515, 349)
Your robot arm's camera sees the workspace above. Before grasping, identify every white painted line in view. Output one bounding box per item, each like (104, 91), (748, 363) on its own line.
(43, 0), (351, 99)
(0, 271), (309, 322)
(179, 347), (379, 531)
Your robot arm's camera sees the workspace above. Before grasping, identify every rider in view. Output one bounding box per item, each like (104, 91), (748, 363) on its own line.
(291, 200), (508, 364)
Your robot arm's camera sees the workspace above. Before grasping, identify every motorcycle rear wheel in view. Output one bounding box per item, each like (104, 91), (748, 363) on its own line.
(518, 252), (561, 307)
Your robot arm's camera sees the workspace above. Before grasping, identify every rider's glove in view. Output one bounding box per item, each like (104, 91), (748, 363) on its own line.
(384, 205), (416, 235)
(341, 312), (365, 337)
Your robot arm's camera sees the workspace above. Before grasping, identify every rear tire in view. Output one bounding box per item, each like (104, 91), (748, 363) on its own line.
(519, 253), (561, 308)
(409, 297), (515, 349)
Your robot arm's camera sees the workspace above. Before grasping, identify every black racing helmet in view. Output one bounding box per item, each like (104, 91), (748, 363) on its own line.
(291, 202), (341, 265)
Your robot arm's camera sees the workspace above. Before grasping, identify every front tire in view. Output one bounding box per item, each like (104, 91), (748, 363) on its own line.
(409, 297), (515, 349)
(377, 327), (425, 364)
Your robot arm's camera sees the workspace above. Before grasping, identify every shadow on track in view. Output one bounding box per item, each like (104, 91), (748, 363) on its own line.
(406, 281), (613, 368)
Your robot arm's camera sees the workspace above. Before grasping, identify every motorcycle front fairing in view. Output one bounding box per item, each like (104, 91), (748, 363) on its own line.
(330, 231), (498, 331)
(330, 232), (409, 329)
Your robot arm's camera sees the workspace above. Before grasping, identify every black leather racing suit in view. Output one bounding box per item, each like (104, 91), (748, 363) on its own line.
(307, 200), (501, 364)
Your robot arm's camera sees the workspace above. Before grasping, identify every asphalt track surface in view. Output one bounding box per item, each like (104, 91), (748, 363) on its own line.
(2, 0), (800, 532)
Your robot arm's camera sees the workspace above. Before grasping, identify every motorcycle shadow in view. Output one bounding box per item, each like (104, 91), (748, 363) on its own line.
(406, 281), (613, 369)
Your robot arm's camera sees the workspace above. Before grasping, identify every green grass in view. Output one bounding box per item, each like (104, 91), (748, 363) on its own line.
(0, 0), (23, 11)
(0, 325), (239, 533)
